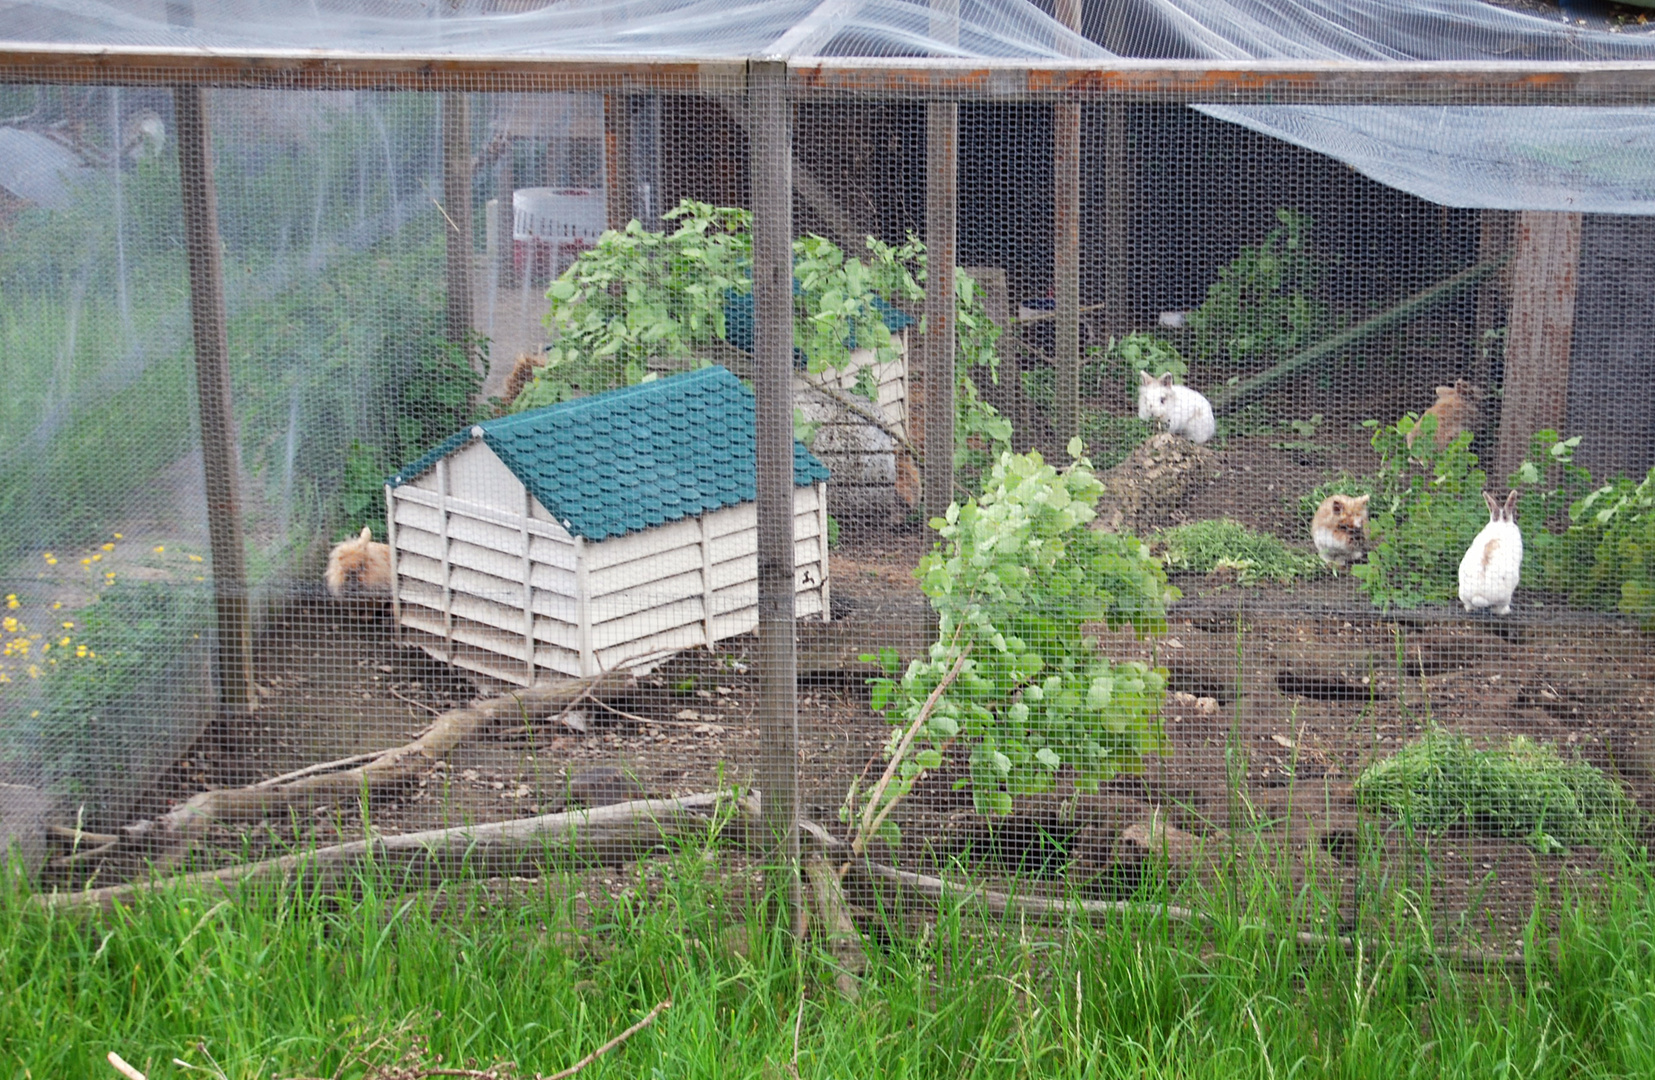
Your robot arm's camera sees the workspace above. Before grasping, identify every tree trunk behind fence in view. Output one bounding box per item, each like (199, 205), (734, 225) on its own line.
(443, 92), (475, 356)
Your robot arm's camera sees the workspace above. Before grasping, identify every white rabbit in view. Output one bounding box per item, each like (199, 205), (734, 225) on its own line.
(1137, 370), (1215, 444)
(1458, 490), (1523, 616)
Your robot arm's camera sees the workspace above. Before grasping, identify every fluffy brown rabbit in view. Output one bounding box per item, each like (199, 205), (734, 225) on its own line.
(1311, 493), (1370, 572)
(324, 526), (393, 599)
(498, 350), (546, 415)
(1406, 378), (1481, 451)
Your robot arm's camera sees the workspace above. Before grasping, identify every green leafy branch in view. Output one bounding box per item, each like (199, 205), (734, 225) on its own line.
(853, 440), (1174, 834)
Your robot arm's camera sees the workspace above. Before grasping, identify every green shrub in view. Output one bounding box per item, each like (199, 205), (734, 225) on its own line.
(1355, 727), (1634, 853)
(1346, 418), (1585, 609)
(1551, 466), (1655, 628)
(518, 200), (1011, 479)
(1153, 519), (1322, 584)
(1187, 208), (1327, 368)
(861, 441), (1175, 822)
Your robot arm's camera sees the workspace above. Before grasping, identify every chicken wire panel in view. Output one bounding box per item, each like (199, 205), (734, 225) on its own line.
(0, 54), (1650, 937)
(782, 75), (1654, 944)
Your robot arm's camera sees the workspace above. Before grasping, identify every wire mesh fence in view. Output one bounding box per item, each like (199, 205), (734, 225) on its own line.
(1, 4), (1653, 954)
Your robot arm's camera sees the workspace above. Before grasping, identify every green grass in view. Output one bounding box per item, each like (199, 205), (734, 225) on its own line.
(1153, 519), (1324, 585)
(1355, 728), (1637, 853)
(7, 834), (1655, 1078)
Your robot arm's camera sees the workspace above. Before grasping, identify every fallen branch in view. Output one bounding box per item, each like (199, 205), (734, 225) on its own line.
(37, 791), (736, 915)
(106, 1051), (146, 1080)
(389, 686), (444, 717)
(120, 672), (636, 867)
(545, 998), (671, 1080)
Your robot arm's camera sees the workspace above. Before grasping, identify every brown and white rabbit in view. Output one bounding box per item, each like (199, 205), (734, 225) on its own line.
(497, 350), (546, 415)
(1311, 493), (1370, 572)
(1137, 370), (1216, 445)
(1459, 490), (1523, 616)
(324, 526), (393, 599)
(1406, 378), (1481, 451)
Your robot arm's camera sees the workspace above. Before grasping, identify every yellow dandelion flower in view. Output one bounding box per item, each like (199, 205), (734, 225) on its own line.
(50, 602), (61, 610)
(58, 637), (69, 647)
(101, 543), (114, 552)
(27, 665), (40, 678)
(187, 554), (204, 563)
(44, 556), (57, 566)
(194, 576), (205, 582)
(88, 650), (96, 658)
(76, 645), (88, 658)
(153, 546), (165, 554)
(80, 558), (91, 566)
(2, 618), (16, 634)
(0, 674), (8, 684)
(4, 594), (16, 609)
(30, 710), (38, 717)
(42, 552), (53, 561)
(61, 622), (73, 630)
(90, 553), (102, 562)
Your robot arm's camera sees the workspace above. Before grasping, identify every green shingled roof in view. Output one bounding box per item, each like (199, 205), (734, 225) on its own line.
(389, 366), (830, 543)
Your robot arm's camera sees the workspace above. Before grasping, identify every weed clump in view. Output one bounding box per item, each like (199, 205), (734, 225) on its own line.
(1153, 519), (1322, 585)
(1354, 728), (1634, 852)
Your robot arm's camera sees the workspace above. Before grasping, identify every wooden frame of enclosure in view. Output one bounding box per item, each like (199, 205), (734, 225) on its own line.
(3, 41), (1649, 930)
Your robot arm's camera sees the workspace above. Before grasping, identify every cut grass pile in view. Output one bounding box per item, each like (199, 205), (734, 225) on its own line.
(7, 839), (1655, 1078)
(1355, 728), (1636, 853)
(1153, 518), (1323, 584)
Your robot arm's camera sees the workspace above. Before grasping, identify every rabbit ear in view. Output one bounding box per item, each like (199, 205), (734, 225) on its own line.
(1504, 490), (1520, 521)
(359, 526), (372, 543)
(1159, 372), (1176, 387)
(1329, 498), (1344, 514)
(1139, 369), (1156, 385)
(1483, 491), (1499, 518)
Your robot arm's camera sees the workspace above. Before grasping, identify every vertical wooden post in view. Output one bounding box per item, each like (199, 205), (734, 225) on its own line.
(604, 92), (632, 231)
(174, 86), (253, 717)
(1495, 210), (1581, 480)
(1052, 0), (1083, 447)
(1471, 209), (1514, 396)
(1097, 1), (1130, 342)
(443, 91), (475, 354)
(925, 100), (958, 521)
(749, 57), (801, 935)
(496, 132), (515, 287)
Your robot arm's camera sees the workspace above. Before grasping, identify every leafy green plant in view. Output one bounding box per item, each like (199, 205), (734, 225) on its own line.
(1355, 727), (1634, 853)
(855, 441), (1174, 830)
(336, 329), (486, 541)
(1187, 208), (1326, 368)
(1153, 519), (1322, 585)
(1347, 416), (1489, 607)
(1547, 465), (1655, 627)
(518, 201), (1010, 478)
(1349, 421), (1591, 609)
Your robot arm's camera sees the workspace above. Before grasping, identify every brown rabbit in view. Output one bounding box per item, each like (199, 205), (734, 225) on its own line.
(1406, 379), (1481, 451)
(324, 526), (393, 599)
(1311, 493), (1370, 572)
(498, 350), (546, 415)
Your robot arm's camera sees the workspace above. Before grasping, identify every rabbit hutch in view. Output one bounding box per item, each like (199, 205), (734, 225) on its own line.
(385, 366), (831, 686)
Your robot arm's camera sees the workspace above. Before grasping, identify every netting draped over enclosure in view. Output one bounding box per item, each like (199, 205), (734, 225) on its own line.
(2, 0), (1655, 961)
(1085, 0), (1655, 213)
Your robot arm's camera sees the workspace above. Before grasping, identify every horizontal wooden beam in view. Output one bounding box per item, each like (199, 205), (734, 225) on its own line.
(0, 41), (747, 92)
(790, 58), (1655, 104)
(1, 45), (1654, 103)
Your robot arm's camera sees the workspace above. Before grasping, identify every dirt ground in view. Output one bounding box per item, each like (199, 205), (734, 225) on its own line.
(46, 369), (1653, 954)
